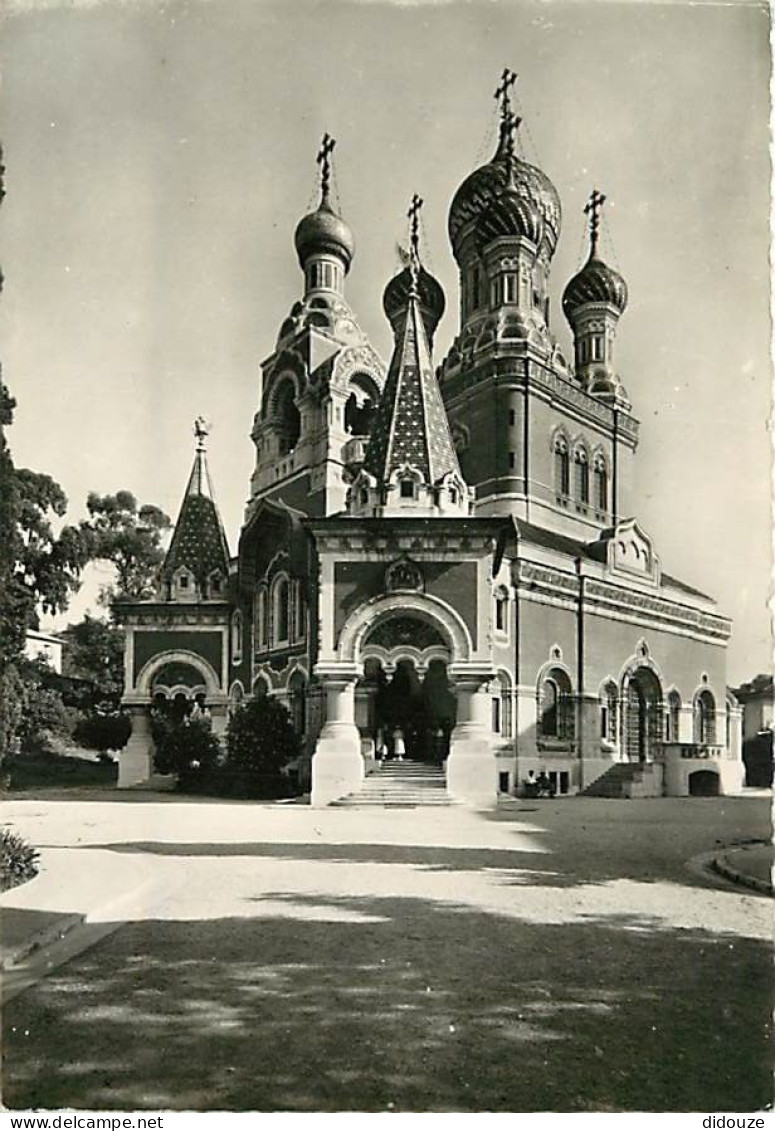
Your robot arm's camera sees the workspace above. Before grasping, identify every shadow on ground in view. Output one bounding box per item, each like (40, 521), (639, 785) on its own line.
(3, 892), (772, 1112)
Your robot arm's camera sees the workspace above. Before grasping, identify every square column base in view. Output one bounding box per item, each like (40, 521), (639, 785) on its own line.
(311, 723), (364, 807)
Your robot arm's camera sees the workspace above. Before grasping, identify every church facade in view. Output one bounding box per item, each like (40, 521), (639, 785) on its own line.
(116, 79), (743, 805)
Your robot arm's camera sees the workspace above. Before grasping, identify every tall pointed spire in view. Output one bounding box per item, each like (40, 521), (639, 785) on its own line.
(161, 420), (231, 600)
(350, 228), (469, 517)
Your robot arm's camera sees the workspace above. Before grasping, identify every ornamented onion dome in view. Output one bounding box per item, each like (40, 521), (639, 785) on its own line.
(448, 124), (561, 261)
(561, 252), (628, 321)
(475, 173), (544, 252)
(383, 263), (446, 341)
(294, 196), (355, 273)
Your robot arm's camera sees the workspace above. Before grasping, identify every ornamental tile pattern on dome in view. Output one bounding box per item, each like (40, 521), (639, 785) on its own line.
(363, 286), (461, 488)
(562, 253), (629, 319)
(163, 449), (230, 586)
(448, 130), (562, 260)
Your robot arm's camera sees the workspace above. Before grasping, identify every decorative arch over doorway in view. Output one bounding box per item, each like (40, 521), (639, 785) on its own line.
(135, 650), (221, 701)
(621, 665), (663, 762)
(337, 592), (472, 666)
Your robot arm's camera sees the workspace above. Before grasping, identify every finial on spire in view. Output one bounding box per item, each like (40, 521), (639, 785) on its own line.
(407, 193), (423, 265)
(584, 188), (606, 258)
(194, 416), (210, 452)
(494, 67), (517, 121)
(316, 132), (336, 203)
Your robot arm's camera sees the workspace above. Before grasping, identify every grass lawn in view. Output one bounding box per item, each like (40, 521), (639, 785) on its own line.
(3, 754), (118, 792)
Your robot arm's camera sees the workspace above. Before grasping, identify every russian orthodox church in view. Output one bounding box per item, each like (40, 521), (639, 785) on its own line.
(117, 75), (743, 805)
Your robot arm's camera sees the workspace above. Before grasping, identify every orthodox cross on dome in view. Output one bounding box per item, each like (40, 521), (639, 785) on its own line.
(494, 67), (517, 120)
(407, 193), (423, 265)
(193, 416), (210, 452)
(316, 132), (336, 202)
(584, 188), (607, 257)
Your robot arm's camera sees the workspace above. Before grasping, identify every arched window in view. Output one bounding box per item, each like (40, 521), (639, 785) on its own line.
(594, 455), (608, 513)
(273, 576), (290, 645)
(288, 671), (307, 737)
(293, 581), (306, 641)
(574, 447), (589, 505)
(274, 380), (300, 455)
(539, 668), (574, 740)
(600, 681), (618, 742)
(255, 588), (268, 653)
(694, 689), (716, 745)
(494, 588), (509, 635)
(231, 611), (243, 664)
(554, 435), (570, 497)
(666, 690), (681, 742)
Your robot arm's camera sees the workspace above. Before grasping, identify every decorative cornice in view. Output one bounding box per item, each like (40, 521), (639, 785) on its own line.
(515, 562), (730, 642)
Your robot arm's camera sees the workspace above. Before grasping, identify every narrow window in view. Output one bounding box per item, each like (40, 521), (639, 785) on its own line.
(509, 408), (516, 426)
(508, 451), (516, 470)
(592, 335), (603, 361)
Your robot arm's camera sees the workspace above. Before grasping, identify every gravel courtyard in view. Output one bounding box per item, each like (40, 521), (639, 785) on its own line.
(2, 793), (772, 1112)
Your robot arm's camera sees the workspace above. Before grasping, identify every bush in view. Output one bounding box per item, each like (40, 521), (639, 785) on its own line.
(0, 827), (39, 891)
(73, 711), (131, 755)
(151, 713), (222, 786)
(226, 697), (301, 778)
(18, 684), (72, 756)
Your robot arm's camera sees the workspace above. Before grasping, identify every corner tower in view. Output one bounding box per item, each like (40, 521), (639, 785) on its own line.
(247, 135), (385, 519)
(439, 72), (640, 539)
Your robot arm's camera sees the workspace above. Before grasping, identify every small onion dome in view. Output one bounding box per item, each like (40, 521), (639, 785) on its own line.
(448, 134), (561, 262)
(383, 264), (446, 340)
(562, 254), (628, 321)
(475, 175), (544, 251)
(294, 197), (355, 272)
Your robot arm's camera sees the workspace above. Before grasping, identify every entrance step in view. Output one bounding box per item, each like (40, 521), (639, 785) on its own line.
(331, 761), (456, 808)
(582, 761), (648, 798)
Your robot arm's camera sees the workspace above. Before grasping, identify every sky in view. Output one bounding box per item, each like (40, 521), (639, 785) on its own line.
(1, 0), (771, 684)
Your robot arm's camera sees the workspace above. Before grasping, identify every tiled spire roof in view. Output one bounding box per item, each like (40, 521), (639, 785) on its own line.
(363, 273), (462, 488)
(162, 422), (230, 589)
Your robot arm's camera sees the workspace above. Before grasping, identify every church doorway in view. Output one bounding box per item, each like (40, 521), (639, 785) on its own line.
(622, 666), (663, 762)
(356, 655), (456, 764)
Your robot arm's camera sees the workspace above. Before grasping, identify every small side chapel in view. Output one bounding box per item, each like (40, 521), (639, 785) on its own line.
(117, 76), (743, 805)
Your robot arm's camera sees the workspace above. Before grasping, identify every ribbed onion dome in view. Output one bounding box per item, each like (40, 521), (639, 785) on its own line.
(475, 165), (544, 252)
(383, 263), (446, 341)
(561, 253), (628, 321)
(448, 128), (561, 261)
(294, 196), (355, 272)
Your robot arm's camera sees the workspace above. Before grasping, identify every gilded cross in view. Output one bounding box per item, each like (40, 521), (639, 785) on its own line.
(584, 188), (606, 256)
(407, 193), (423, 262)
(494, 67), (517, 120)
(316, 133), (336, 200)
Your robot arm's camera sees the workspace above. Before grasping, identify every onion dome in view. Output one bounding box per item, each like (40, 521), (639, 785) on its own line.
(294, 196), (355, 273)
(383, 263), (446, 342)
(448, 122), (561, 262)
(475, 173), (544, 251)
(562, 253), (628, 321)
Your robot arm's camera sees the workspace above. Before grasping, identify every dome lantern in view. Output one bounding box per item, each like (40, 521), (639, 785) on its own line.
(562, 189), (629, 395)
(293, 134), (355, 294)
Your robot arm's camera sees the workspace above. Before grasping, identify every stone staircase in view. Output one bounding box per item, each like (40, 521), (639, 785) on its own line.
(582, 762), (645, 798)
(330, 760), (454, 808)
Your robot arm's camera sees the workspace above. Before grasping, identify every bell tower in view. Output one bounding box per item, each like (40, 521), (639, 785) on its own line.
(439, 74), (639, 539)
(247, 136), (385, 520)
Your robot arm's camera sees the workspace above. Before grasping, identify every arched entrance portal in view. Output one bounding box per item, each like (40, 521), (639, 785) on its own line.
(622, 666), (663, 762)
(356, 615), (456, 764)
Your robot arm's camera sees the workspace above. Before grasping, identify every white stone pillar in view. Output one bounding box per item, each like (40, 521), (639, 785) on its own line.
(118, 705), (154, 788)
(311, 665), (363, 806)
(447, 669), (497, 807)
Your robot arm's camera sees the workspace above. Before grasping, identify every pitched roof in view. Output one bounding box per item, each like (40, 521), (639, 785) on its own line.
(514, 519), (713, 601)
(163, 446), (230, 584)
(363, 282), (461, 487)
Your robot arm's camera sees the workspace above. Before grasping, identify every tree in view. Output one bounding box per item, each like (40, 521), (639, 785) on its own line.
(226, 698), (301, 777)
(60, 613), (124, 703)
(151, 713), (222, 785)
(78, 491), (171, 601)
(73, 711), (131, 758)
(0, 381), (92, 758)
